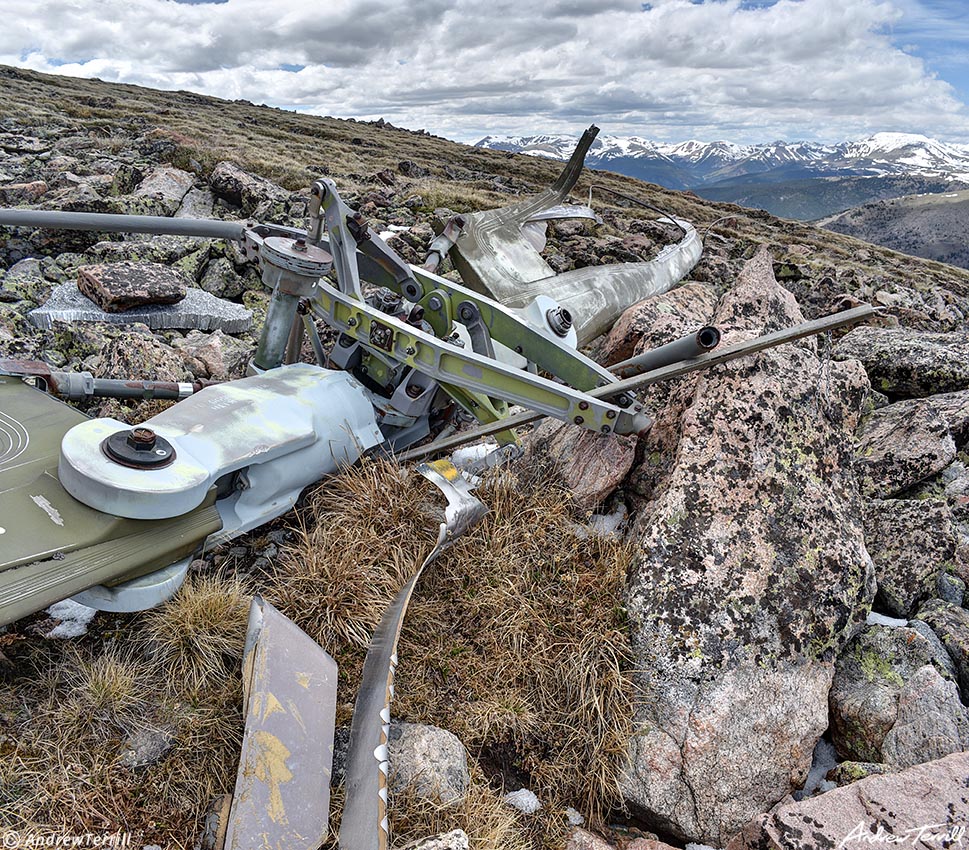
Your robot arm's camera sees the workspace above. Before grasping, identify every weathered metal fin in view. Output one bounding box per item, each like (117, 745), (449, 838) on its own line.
(222, 596), (338, 850)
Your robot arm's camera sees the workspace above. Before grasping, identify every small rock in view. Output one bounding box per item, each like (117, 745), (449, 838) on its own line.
(834, 326), (969, 397)
(825, 761), (894, 786)
(565, 807), (585, 826)
(0, 179), (48, 204)
(864, 498), (957, 617)
(210, 161), (288, 214)
(829, 623), (957, 763)
(172, 329), (250, 380)
(199, 256), (244, 299)
(524, 420), (637, 510)
(937, 572), (965, 606)
(881, 665), (969, 767)
(133, 166), (195, 215)
(563, 828), (615, 850)
(398, 160), (429, 178)
(120, 726), (176, 768)
(727, 751), (969, 850)
(915, 599), (969, 697)
(503, 787), (542, 814)
(855, 400), (955, 497)
(388, 722), (469, 805)
(78, 262), (188, 312)
(402, 830), (468, 850)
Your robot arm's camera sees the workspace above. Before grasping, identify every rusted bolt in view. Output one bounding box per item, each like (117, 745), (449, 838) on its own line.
(405, 383), (422, 398)
(293, 236), (307, 252)
(127, 427), (157, 451)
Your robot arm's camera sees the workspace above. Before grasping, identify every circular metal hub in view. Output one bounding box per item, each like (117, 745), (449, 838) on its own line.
(102, 427), (176, 469)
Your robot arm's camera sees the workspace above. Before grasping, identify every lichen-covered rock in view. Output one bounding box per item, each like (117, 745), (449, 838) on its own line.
(881, 665), (969, 767)
(834, 326), (969, 397)
(524, 420), (637, 510)
(77, 261), (188, 312)
(854, 400), (955, 497)
(209, 160), (288, 214)
(727, 751), (969, 850)
(172, 329), (250, 380)
(829, 624), (960, 764)
(199, 256), (244, 299)
(0, 179), (48, 204)
(1, 257), (52, 306)
(132, 165), (195, 216)
(594, 282), (719, 366)
(915, 599), (969, 697)
(825, 760), (894, 786)
(91, 328), (187, 383)
(621, 250), (875, 846)
(864, 498), (957, 617)
(386, 723), (469, 805)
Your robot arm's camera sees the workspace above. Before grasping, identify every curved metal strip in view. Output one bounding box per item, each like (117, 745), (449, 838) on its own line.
(339, 460), (486, 850)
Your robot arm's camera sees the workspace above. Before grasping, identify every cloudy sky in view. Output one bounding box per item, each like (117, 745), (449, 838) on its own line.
(2, 0), (967, 145)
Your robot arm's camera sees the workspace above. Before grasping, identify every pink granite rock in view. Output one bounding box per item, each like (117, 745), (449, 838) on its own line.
(726, 751), (969, 850)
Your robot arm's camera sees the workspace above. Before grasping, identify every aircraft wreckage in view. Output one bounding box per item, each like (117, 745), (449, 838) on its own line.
(0, 126), (876, 849)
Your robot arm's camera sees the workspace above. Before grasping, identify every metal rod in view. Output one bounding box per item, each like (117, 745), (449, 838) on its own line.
(611, 326), (721, 379)
(0, 208), (247, 241)
(302, 314), (327, 366)
(394, 304), (878, 462)
(253, 289), (301, 371)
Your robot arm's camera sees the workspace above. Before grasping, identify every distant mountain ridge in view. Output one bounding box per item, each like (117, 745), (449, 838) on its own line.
(475, 131), (969, 190)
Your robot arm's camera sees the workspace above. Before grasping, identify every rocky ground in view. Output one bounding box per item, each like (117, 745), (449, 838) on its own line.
(1, 66), (969, 850)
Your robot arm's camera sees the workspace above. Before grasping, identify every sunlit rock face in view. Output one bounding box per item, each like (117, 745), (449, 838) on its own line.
(620, 249), (875, 846)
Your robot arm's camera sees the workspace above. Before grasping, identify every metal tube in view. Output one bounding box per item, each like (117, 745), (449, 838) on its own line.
(302, 314), (327, 366)
(0, 208), (247, 241)
(284, 314), (304, 365)
(612, 326), (721, 378)
(253, 289), (301, 371)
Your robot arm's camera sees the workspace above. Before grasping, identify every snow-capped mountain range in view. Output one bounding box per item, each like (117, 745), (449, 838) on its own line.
(475, 131), (969, 190)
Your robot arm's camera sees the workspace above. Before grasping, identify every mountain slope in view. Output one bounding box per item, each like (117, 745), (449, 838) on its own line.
(821, 188), (969, 270)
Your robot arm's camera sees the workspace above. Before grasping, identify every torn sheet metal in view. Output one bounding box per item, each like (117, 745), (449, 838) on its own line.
(223, 596), (338, 850)
(447, 125), (702, 346)
(339, 460), (487, 850)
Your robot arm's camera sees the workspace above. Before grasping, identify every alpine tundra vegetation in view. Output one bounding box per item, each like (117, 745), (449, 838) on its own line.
(0, 66), (968, 850)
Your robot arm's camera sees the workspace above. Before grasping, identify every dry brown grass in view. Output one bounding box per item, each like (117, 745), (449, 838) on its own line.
(1, 573), (250, 848)
(268, 459), (636, 848)
(139, 572), (251, 695)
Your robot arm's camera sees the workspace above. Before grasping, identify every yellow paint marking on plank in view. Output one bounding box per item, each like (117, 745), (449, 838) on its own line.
(251, 730), (293, 824)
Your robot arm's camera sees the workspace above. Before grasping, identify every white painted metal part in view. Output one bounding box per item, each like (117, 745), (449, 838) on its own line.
(71, 557), (191, 612)
(58, 364), (384, 528)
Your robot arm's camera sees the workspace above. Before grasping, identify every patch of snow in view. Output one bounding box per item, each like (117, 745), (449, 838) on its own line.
(503, 788), (542, 814)
(793, 736), (838, 801)
(686, 844), (724, 850)
(565, 807), (584, 826)
(587, 504), (627, 539)
(45, 599), (97, 638)
(867, 611), (908, 628)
